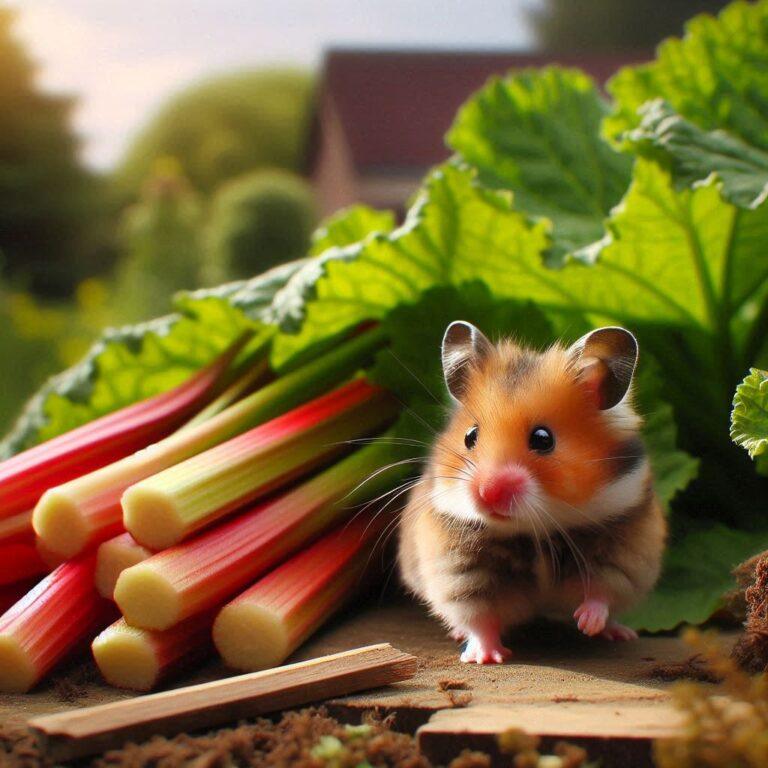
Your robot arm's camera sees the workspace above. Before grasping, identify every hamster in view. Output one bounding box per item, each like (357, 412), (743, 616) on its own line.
(398, 321), (666, 664)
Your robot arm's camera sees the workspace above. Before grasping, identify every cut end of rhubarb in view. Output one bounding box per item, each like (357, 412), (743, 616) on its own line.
(32, 491), (88, 560)
(96, 537), (151, 600)
(114, 564), (181, 630)
(0, 635), (37, 693)
(213, 603), (290, 672)
(122, 487), (185, 550)
(92, 627), (159, 692)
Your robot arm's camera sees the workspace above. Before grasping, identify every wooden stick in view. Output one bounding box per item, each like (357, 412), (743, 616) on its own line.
(29, 643), (417, 762)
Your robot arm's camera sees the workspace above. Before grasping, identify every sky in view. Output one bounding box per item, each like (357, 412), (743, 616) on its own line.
(11, 1), (536, 170)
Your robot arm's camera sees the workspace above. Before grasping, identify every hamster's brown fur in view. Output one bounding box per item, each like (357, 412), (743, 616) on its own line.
(398, 323), (666, 663)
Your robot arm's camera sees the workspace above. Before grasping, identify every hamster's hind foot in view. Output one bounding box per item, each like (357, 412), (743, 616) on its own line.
(599, 621), (638, 642)
(574, 598), (609, 636)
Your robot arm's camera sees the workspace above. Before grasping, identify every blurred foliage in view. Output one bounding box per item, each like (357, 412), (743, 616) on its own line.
(529, 0), (729, 51)
(0, 8), (97, 296)
(0, 278), (111, 433)
(112, 158), (203, 322)
(203, 168), (316, 283)
(115, 69), (314, 197)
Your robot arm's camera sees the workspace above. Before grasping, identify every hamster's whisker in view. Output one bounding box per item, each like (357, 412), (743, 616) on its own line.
(349, 476), (424, 521)
(531, 495), (591, 594)
(524, 495), (560, 584)
(384, 348), (447, 408)
(435, 439), (477, 471)
(343, 456), (429, 503)
(583, 454), (646, 464)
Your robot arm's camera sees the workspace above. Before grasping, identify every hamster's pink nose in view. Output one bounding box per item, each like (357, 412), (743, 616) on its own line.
(476, 466), (529, 515)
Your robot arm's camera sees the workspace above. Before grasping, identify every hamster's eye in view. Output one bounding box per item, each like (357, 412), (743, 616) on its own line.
(464, 425), (479, 450)
(529, 426), (555, 454)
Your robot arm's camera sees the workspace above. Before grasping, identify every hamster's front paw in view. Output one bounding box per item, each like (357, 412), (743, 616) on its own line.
(574, 598), (609, 636)
(460, 633), (511, 664)
(449, 628), (467, 642)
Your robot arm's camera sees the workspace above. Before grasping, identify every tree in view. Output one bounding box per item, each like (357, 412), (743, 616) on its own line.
(113, 159), (203, 322)
(203, 169), (316, 283)
(0, 8), (95, 295)
(116, 69), (314, 197)
(529, 0), (730, 52)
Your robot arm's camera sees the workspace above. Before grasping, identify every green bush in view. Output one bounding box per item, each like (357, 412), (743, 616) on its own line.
(203, 169), (316, 282)
(115, 69), (314, 197)
(113, 159), (203, 322)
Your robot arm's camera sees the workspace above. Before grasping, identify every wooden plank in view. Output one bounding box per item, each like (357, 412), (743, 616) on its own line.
(418, 703), (684, 768)
(28, 643), (417, 763)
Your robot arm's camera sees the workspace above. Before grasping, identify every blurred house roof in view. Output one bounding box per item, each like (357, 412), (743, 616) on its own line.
(309, 48), (646, 215)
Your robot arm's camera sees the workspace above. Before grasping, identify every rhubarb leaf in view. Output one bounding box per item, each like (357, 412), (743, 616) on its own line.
(448, 68), (631, 262)
(0, 262), (304, 456)
(732, 368), (768, 475)
(606, 1), (768, 147)
(272, 162), (549, 368)
(0, 306), (253, 458)
(310, 205), (395, 256)
(273, 205), (399, 336)
(625, 100), (768, 209)
(175, 259), (307, 323)
(621, 523), (768, 632)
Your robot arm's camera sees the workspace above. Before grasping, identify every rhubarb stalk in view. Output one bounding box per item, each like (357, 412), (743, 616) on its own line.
(0, 556), (114, 692)
(0, 543), (47, 586)
(33, 327), (385, 559)
(114, 442), (397, 630)
(213, 513), (388, 672)
(92, 612), (214, 691)
(122, 378), (396, 549)
(95, 533), (152, 600)
(0, 335), (247, 520)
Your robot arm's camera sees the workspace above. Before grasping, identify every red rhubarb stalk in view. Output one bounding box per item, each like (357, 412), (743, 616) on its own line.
(213, 512), (388, 672)
(0, 543), (47, 586)
(92, 611), (215, 691)
(0, 556), (115, 692)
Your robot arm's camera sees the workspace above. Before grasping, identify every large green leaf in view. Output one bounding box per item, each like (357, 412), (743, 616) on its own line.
(622, 524), (768, 632)
(732, 368), (768, 474)
(271, 162), (550, 368)
(606, 0), (768, 147)
(625, 100), (768, 210)
(448, 68), (631, 263)
(0, 263), (302, 457)
(309, 205), (395, 256)
(272, 206), (397, 337)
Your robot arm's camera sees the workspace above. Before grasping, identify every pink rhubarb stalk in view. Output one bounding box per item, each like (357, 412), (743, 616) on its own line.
(95, 533), (152, 600)
(0, 556), (115, 692)
(213, 512), (388, 672)
(92, 611), (215, 691)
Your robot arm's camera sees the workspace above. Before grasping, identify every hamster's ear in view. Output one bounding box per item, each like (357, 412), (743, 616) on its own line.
(441, 321), (493, 402)
(568, 326), (638, 410)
